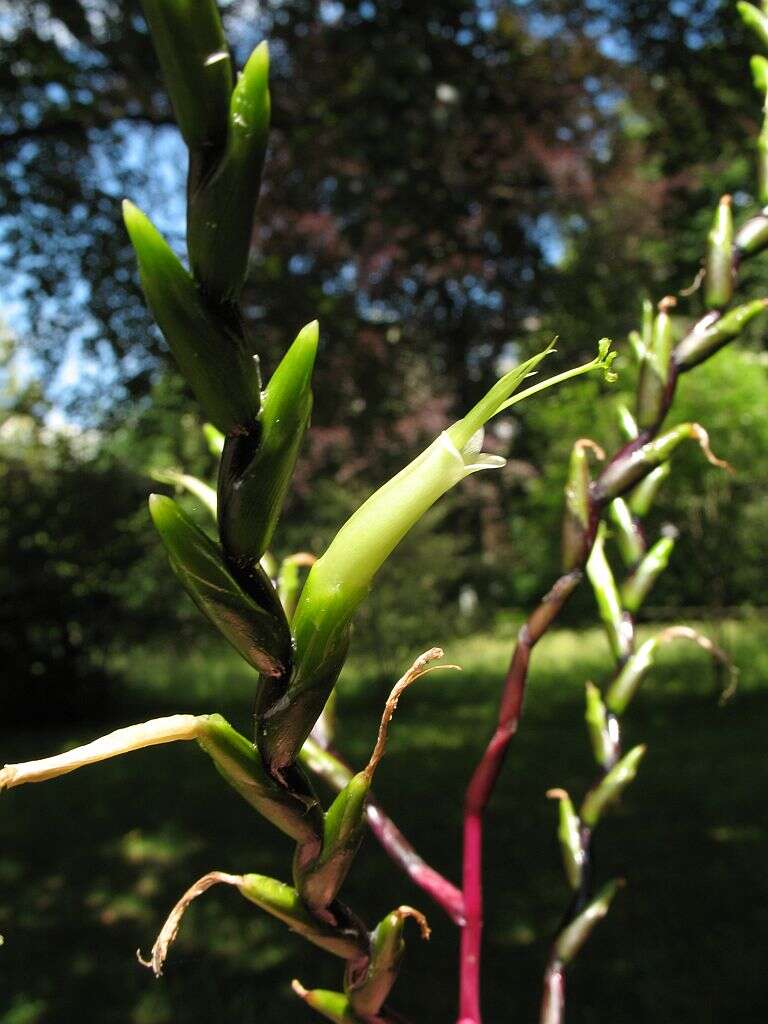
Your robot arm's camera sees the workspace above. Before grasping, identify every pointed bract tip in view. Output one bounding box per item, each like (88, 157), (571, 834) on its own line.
(122, 198), (142, 232)
(751, 54), (768, 90)
(297, 318), (320, 349)
(148, 492), (175, 526)
(242, 39), (270, 81)
(546, 787), (569, 801)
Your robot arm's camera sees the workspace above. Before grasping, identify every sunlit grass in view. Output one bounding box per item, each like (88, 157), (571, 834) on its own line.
(1, 616), (767, 1023)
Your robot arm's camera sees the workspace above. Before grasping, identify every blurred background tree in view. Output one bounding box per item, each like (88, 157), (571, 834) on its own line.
(1, 3), (767, 1023)
(2, 0), (766, 691)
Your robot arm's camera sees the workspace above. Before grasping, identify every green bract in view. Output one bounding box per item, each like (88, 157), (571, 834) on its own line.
(620, 531), (677, 613)
(547, 789), (584, 891)
(579, 745), (645, 828)
(584, 682), (613, 769)
(187, 41), (271, 302)
(561, 440), (594, 572)
(197, 715), (323, 846)
(148, 494), (292, 678)
(627, 461), (669, 517)
(586, 525), (630, 661)
(346, 907), (429, 1016)
(293, 985), (365, 1024)
(605, 636), (660, 715)
(636, 297), (674, 430)
(552, 880), (623, 964)
(259, 340), (616, 769)
(219, 321), (318, 568)
(704, 195), (734, 309)
(138, 0), (233, 152)
(295, 771), (370, 912)
(237, 874), (367, 960)
(674, 298), (768, 369)
(609, 498), (644, 568)
(123, 202), (261, 433)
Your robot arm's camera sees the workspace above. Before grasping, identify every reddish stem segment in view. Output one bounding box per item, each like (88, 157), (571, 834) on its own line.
(458, 572), (583, 1022)
(539, 962), (565, 1024)
(366, 798), (466, 925)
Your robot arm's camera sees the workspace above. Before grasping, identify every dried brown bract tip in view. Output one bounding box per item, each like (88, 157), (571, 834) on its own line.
(574, 438), (606, 461)
(395, 905), (431, 941)
(691, 424), (735, 473)
(138, 871), (243, 977)
(364, 648), (461, 779)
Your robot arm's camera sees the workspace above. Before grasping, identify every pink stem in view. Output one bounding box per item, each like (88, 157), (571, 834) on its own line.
(457, 572), (583, 1023)
(539, 962), (565, 1024)
(366, 798), (466, 925)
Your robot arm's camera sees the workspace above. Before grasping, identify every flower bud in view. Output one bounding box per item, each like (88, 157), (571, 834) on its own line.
(616, 403), (639, 441)
(149, 494), (292, 678)
(295, 771), (370, 913)
(627, 462), (670, 517)
(579, 745), (645, 828)
(584, 682), (616, 769)
(138, 0), (233, 152)
(734, 209), (768, 257)
(346, 907), (430, 1017)
(704, 195), (734, 309)
(187, 42), (271, 303)
(608, 498), (645, 568)
(292, 984), (363, 1024)
(552, 879), (623, 965)
(218, 321), (317, 567)
(561, 439), (603, 572)
(674, 299), (768, 371)
(123, 202), (261, 433)
(620, 528), (677, 613)
(636, 296), (675, 431)
(604, 636), (659, 715)
(586, 525), (632, 661)
(546, 789), (584, 891)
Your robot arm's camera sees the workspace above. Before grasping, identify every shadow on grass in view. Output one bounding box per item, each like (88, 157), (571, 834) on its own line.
(1, 620), (766, 1023)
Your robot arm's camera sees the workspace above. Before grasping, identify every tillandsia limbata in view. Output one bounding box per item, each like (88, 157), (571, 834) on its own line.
(0, 3), (765, 1023)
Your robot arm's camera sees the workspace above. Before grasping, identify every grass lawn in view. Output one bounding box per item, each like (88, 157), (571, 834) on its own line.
(1, 616), (766, 1023)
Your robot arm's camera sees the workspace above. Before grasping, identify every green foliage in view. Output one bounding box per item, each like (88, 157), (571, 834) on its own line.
(0, 409), (159, 721)
(1, 620), (767, 1022)
(511, 345), (768, 617)
(2, 4), (768, 1023)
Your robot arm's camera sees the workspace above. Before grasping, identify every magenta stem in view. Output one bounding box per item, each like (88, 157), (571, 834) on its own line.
(457, 570), (585, 1023)
(539, 962), (565, 1024)
(366, 798), (466, 925)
